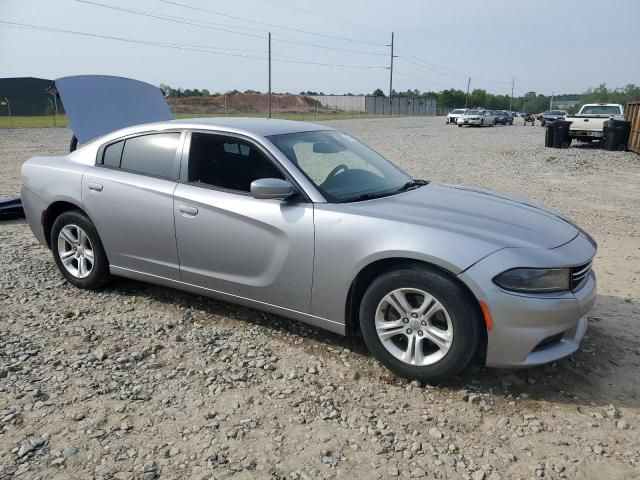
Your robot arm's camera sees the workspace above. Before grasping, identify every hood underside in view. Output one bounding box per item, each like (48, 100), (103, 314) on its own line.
(52, 75), (173, 143)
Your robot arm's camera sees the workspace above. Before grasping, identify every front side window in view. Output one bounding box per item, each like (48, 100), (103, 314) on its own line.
(268, 130), (413, 202)
(103, 132), (181, 179)
(188, 133), (284, 192)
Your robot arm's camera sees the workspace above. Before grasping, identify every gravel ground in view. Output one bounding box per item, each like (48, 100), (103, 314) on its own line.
(1, 118), (639, 480)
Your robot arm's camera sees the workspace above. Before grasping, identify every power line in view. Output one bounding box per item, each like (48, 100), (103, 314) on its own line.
(260, 0), (387, 34)
(397, 57), (468, 83)
(395, 48), (512, 87)
(74, 0), (266, 39)
(393, 70), (455, 90)
(152, 0), (385, 47)
(72, 0), (387, 57)
(272, 34), (387, 57)
(0, 21), (267, 58)
(0, 21), (386, 69)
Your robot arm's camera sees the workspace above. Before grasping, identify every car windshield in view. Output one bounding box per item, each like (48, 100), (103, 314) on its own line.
(466, 110), (481, 115)
(579, 105), (622, 115)
(547, 110), (566, 115)
(268, 130), (415, 203)
(451, 109), (466, 114)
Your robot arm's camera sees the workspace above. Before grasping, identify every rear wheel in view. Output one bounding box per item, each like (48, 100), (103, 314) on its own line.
(51, 211), (111, 289)
(359, 266), (483, 383)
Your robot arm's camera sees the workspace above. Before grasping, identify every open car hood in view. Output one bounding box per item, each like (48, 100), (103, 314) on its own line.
(51, 75), (173, 143)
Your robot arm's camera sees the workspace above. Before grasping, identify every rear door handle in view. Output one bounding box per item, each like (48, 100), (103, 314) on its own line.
(178, 205), (198, 217)
(88, 182), (103, 192)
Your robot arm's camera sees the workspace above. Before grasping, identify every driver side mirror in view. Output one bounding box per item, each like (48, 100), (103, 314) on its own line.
(250, 178), (295, 200)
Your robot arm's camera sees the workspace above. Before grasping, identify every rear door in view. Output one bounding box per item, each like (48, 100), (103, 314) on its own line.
(82, 131), (184, 280)
(172, 131), (314, 313)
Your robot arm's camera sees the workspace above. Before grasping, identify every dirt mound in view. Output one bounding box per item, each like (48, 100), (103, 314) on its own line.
(168, 93), (318, 114)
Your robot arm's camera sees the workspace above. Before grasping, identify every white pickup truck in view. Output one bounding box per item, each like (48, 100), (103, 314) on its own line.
(567, 103), (625, 142)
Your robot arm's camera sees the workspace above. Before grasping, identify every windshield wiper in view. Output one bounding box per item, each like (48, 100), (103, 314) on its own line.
(350, 191), (397, 202)
(395, 179), (429, 192)
(345, 180), (429, 203)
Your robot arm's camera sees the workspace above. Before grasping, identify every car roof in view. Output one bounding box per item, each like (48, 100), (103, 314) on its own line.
(166, 117), (332, 136)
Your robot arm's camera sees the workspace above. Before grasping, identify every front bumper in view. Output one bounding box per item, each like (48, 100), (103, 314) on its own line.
(459, 233), (597, 367)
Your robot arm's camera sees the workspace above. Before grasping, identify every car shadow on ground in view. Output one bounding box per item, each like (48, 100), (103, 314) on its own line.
(569, 141), (604, 150)
(106, 279), (640, 409)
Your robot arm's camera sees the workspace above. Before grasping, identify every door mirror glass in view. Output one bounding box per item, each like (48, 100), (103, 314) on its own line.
(250, 178), (295, 200)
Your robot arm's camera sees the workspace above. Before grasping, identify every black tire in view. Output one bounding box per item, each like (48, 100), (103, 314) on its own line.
(359, 266), (483, 383)
(51, 210), (111, 289)
(457, 124), (462, 128)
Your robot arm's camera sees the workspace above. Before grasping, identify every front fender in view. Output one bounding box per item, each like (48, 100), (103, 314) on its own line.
(311, 205), (500, 324)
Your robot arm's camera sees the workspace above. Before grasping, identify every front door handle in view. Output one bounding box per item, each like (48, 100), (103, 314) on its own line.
(178, 205), (198, 217)
(88, 182), (103, 192)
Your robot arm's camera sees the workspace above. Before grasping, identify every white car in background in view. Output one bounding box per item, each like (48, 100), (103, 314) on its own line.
(457, 109), (496, 127)
(446, 108), (468, 124)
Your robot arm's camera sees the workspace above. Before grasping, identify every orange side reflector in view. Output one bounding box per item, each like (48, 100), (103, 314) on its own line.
(479, 301), (493, 331)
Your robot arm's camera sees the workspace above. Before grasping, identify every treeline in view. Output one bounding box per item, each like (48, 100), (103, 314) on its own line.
(160, 84), (268, 98)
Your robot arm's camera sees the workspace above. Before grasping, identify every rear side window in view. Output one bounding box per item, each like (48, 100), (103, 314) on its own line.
(100, 133), (181, 179)
(103, 140), (124, 167)
(119, 133), (181, 179)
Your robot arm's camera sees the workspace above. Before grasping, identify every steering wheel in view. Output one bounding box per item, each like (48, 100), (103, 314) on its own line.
(327, 164), (349, 178)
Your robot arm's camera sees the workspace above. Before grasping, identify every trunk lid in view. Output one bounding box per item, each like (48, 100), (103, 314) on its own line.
(51, 75), (173, 143)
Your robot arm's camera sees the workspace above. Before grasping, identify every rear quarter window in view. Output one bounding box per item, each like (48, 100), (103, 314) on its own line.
(102, 140), (124, 167)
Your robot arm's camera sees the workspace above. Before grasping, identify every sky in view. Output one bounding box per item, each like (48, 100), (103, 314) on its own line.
(1, 0), (639, 97)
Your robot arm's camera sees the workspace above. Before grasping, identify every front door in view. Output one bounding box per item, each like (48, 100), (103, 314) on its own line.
(173, 132), (314, 313)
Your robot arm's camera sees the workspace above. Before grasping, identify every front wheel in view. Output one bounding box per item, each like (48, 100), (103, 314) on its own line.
(51, 211), (111, 289)
(359, 266), (483, 383)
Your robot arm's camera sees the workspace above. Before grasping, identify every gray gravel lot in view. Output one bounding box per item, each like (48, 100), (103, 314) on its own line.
(1, 118), (639, 480)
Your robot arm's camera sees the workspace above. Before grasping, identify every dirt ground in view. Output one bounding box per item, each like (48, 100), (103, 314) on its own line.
(1, 117), (639, 480)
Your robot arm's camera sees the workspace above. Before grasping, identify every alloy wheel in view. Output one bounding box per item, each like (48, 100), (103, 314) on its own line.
(57, 224), (94, 279)
(374, 288), (453, 366)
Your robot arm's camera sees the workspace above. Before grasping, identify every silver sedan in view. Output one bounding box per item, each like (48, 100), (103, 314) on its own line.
(21, 118), (596, 382)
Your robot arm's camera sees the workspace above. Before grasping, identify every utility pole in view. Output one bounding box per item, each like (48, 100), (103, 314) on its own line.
(550, 91), (554, 110)
(387, 32), (396, 115)
(510, 77), (514, 112)
(268, 32), (272, 119)
(465, 77), (471, 108)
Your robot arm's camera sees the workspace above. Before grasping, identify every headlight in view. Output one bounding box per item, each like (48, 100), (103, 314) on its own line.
(493, 268), (571, 293)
